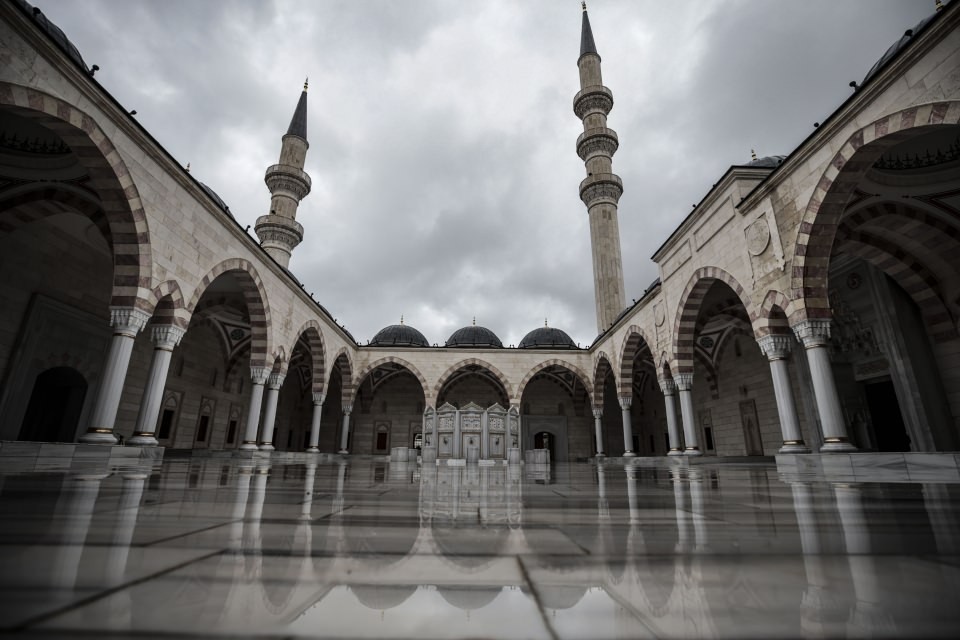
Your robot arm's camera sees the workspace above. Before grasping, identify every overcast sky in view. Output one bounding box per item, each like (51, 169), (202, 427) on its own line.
(38, 0), (936, 348)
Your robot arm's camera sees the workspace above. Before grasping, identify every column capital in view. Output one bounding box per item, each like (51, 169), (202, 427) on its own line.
(792, 319), (832, 349)
(109, 306), (150, 337)
(343, 404), (353, 416)
(267, 372), (286, 390)
(150, 324), (186, 350)
(592, 407), (603, 419)
(250, 366), (270, 385)
(618, 396), (632, 410)
(312, 392), (325, 406)
(658, 377), (677, 395)
(757, 334), (793, 361)
(674, 372), (693, 392)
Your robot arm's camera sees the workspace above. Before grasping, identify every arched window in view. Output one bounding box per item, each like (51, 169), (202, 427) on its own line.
(19, 367), (87, 443)
(157, 394), (179, 443)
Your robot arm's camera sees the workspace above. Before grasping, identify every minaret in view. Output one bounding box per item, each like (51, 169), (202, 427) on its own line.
(574, 3), (626, 332)
(255, 79), (313, 269)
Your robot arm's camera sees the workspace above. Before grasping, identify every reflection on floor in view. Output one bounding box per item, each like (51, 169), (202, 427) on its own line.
(0, 458), (958, 639)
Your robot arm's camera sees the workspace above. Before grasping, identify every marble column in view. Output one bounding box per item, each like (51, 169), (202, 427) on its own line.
(306, 392), (325, 452)
(659, 377), (684, 456)
(338, 404), (353, 454)
(625, 466), (639, 524)
(301, 463), (317, 520)
(793, 320), (856, 452)
(619, 396), (636, 457)
(52, 473), (108, 590)
(128, 325), (186, 446)
(258, 372), (285, 451)
(432, 408), (439, 452)
(688, 469), (708, 551)
(593, 408), (606, 457)
(674, 373), (702, 456)
(757, 334), (811, 454)
(80, 307), (151, 444)
(671, 469), (692, 552)
(104, 472), (147, 589)
(481, 411), (489, 459)
(453, 410), (462, 458)
(790, 481), (841, 637)
(240, 367), (270, 451)
(229, 466), (254, 551)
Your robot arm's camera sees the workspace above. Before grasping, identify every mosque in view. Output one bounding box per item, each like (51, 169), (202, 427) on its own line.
(1, 0), (959, 463)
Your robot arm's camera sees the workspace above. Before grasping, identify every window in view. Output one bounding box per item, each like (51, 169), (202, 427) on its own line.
(226, 420), (238, 444)
(196, 415), (209, 442)
(704, 426), (715, 451)
(158, 408), (176, 440)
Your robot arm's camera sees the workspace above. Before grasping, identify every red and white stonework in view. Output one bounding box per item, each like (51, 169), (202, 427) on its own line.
(1, 3), (959, 459)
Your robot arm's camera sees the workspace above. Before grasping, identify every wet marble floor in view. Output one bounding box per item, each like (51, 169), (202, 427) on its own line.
(0, 457), (958, 639)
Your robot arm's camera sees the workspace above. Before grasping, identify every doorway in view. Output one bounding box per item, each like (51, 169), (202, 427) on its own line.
(18, 367), (87, 442)
(534, 431), (555, 462)
(864, 379), (910, 452)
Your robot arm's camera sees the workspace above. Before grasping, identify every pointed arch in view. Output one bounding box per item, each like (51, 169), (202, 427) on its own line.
(618, 325), (655, 397)
(433, 358), (513, 406)
(186, 258), (271, 367)
(147, 280), (190, 329)
(790, 101), (960, 323)
(592, 352), (615, 409)
(755, 289), (795, 338)
(515, 359), (594, 407)
(351, 356), (430, 406)
(329, 348), (354, 407)
(0, 83), (153, 310)
(290, 320), (327, 394)
(672, 267), (757, 374)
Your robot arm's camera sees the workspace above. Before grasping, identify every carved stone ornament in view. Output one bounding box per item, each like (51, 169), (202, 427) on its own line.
(267, 373), (286, 390)
(673, 373), (694, 392)
(580, 177), (623, 207)
(250, 366), (270, 385)
(745, 218), (771, 256)
(618, 396), (632, 410)
(792, 319), (832, 348)
(756, 334), (793, 360)
(151, 325), (186, 350)
(264, 164), (312, 200)
(312, 392), (325, 405)
(573, 86), (614, 119)
(109, 307), (151, 337)
(577, 129), (619, 161)
(654, 303), (666, 326)
(658, 377), (678, 395)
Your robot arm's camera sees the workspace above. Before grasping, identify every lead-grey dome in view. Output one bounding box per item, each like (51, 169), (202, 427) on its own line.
(370, 323), (429, 347)
(519, 326), (577, 349)
(198, 181), (233, 218)
(446, 324), (503, 348)
(862, 9), (940, 86)
(744, 155), (786, 168)
(14, 1), (89, 72)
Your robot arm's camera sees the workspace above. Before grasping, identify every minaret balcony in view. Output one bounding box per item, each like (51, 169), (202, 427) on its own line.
(573, 85), (614, 119)
(579, 173), (623, 208)
(255, 214), (304, 248)
(264, 164), (312, 201)
(576, 127), (619, 161)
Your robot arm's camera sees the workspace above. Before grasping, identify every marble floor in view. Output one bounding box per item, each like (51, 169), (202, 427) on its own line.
(0, 457), (958, 639)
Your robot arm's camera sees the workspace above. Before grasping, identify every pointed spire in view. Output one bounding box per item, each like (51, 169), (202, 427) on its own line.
(545, 317), (549, 327)
(751, 149), (758, 161)
(286, 79), (308, 141)
(472, 316), (476, 326)
(400, 315), (404, 325)
(580, 3), (599, 59)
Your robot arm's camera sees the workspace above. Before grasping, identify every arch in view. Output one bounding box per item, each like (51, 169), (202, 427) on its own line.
(515, 359), (594, 407)
(147, 280), (191, 329)
(329, 348), (354, 407)
(755, 289), (796, 338)
(0, 184), (111, 241)
(186, 258), (271, 367)
(672, 267), (757, 374)
(618, 325), (655, 397)
(790, 101), (960, 322)
(0, 83), (153, 310)
(290, 320), (327, 394)
(433, 358), (513, 405)
(351, 356), (430, 406)
(592, 352), (615, 409)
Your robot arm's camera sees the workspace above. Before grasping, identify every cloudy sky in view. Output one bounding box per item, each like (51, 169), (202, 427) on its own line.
(38, 0), (935, 348)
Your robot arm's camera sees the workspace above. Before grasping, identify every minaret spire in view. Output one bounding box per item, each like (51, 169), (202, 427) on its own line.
(574, 6), (626, 332)
(255, 81), (313, 269)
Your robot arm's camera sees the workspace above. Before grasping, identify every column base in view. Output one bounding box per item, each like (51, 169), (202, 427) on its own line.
(779, 440), (812, 454)
(595, 452), (606, 458)
(78, 428), (118, 445)
(667, 448), (684, 457)
(337, 449), (350, 455)
(820, 437), (857, 453)
(684, 447), (703, 457)
(127, 432), (159, 447)
(258, 443), (275, 452)
(305, 447), (319, 453)
(239, 441), (259, 451)
(622, 451), (637, 458)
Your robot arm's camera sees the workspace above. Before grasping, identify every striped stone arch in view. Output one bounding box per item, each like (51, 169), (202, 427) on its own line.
(755, 289), (796, 338)
(0, 186), (110, 240)
(672, 266), (757, 374)
(147, 280), (190, 329)
(0, 84), (153, 310)
(433, 358), (513, 405)
(186, 258), (271, 367)
(693, 350), (720, 400)
(592, 352), (615, 409)
(790, 101), (960, 323)
(270, 346), (287, 375)
(290, 320), (326, 393)
(618, 325), (655, 397)
(515, 359), (594, 407)
(330, 348), (354, 407)
(351, 356), (430, 407)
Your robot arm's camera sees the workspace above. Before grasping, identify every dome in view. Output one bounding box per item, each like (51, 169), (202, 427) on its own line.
(350, 585), (417, 610)
(862, 10), (939, 86)
(15, 1), (89, 72)
(198, 181), (233, 218)
(744, 155), (786, 168)
(370, 323), (429, 347)
(445, 324), (503, 348)
(437, 586), (502, 611)
(518, 326), (577, 349)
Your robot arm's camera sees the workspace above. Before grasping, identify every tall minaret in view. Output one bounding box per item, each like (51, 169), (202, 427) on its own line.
(574, 3), (626, 333)
(256, 79), (313, 269)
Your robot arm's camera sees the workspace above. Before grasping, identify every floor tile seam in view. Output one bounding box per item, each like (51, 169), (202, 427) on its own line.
(139, 520), (238, 547)
(515, 555), (561, 640)
(10, 548), (225, 632)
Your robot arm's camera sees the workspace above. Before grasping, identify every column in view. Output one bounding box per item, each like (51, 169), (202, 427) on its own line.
(258, 372), (285, 451)
(619, 396), (636, 457)
(793, 320), (857, 452)
(301, 463), (317, 520)
(128, 325), (186, 446)
(104, 472), (147, 588)
(625, 466), (639, 524)
(228, 466), (254, 551)
(453, 410), (462, 458)
(757, 334), (811, 454)
(432, 408), (439, 451)
(659, 377), (684, 456)
(240, 367), (270, 450)
(481, 411), (489, 459)
(337, 404), (352, 454)
(80, 307), (151, 444)
(306, 392), (325, 452)
(674, 373), (701, 456)
(593, 408), (606, 457)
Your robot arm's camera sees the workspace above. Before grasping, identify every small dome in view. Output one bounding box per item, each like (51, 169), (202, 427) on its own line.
(198, 181), (234, 218)
(370, 323), (428, 347)
(350, 585), (417, 610)
(437, 586), (502, 611)
(863, 10), (939, 86)
(518, 326), (577, 349)
(15, 1), (89, 72)
(446, 324), (503, 348)
(744, 155), (786, 168)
